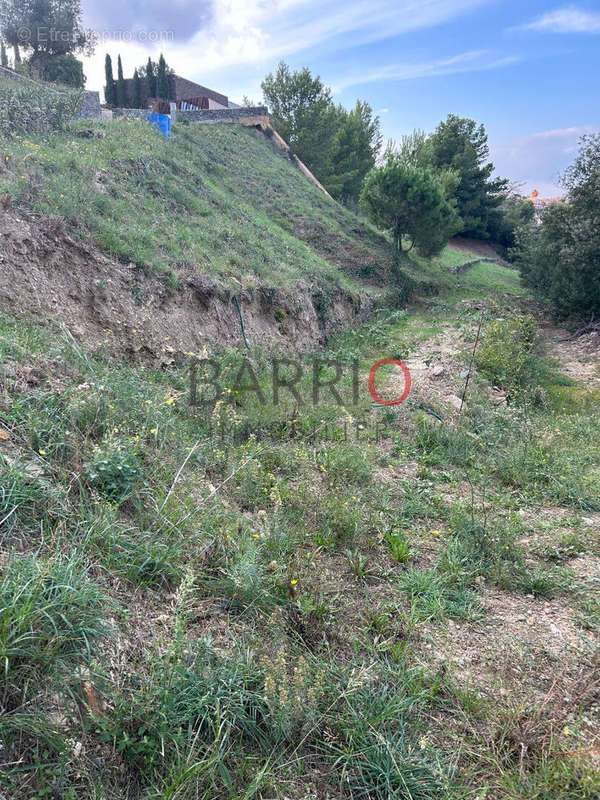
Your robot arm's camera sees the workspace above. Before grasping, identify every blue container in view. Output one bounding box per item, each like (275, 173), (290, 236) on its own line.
(147, 112), (171, 139)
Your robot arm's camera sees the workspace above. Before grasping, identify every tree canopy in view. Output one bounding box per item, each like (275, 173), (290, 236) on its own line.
(360, 158), (460, 264)
(156, 53), (169, 100)
(261, 62), (381, 201)
(0, 0), (90, 78)
(104, 54), (116, 106)
(516, 134), (600, 318)
(428, 114), (508, 239)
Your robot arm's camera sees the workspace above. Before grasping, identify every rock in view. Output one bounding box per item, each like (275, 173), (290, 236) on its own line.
(81, 681), (105, 715)
(447, 394), (463, 410)
(431, 364), (446, 377)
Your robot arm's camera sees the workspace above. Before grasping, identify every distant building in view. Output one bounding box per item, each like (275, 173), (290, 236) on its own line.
(529, 191), (564, 219)
(168, 75), (229, 109)
(121, 74), (230, 111)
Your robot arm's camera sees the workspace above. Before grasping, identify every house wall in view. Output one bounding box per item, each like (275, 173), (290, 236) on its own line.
(208, 98), (228, 110)
(172, 76), (228, 107)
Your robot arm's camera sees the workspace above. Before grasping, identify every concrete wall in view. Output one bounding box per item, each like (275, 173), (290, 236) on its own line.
(74, 90), (101, 120)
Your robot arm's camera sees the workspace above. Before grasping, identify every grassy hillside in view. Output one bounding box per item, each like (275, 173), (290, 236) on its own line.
(0, 118), (394, 290)
(2, 112), (598, 799)
(1, 250), (599, 798)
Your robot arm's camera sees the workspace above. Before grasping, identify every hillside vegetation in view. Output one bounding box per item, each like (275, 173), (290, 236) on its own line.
(1, 111), (599, 799)
(0, 68), (82, 136)
(2, 226), (600, 798)
(0, 118), (394, 289)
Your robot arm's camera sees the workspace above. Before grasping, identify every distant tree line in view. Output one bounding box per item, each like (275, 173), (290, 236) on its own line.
(0, 0), (90, 87)
(261, 62), (534, 265)
(104, 53), (172, 108)
(514, 134), (600, 318)
(261, 62), (382, 202)
(361, 118), (527, 261)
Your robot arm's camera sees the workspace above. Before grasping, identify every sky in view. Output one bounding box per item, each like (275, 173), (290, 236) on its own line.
(80, 0), (600, 196)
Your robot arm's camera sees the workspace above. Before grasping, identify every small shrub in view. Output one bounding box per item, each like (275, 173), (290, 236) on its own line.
(84, 438), (144, 500)
(0, 81), (82, 136)
(385, 527), (412, 562)
(476, 315), (540, 402)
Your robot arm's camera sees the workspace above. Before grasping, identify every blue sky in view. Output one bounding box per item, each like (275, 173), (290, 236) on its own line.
(81, 0), (600, 195)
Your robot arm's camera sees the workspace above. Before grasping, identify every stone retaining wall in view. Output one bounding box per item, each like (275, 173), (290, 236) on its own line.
(110, 108), (149, 120)
(173, 106), (269, 126)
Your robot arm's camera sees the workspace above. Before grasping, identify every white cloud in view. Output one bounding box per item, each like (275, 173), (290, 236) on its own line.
(490, 125), (598, 196)
(82, 0), (491, 95)
(519, 5), (600, 34)
(330, 50), (519, 91)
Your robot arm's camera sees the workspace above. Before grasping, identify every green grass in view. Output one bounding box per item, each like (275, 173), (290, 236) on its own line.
(1, 120), (599, 797)
(0, 119), (394, 291)
(460, 259), (522, 293)
(2, 294), (599, 797)
(0, 552), (107, 706)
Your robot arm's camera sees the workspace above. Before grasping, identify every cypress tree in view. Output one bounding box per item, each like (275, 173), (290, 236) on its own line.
(116, 54), (127, 107)
(0, 41), (8, 68)
(157, 53), (169, 100)
(145, 57), (156, 99)
(104, 53), (116, 106)
(132, 68), (142, 108)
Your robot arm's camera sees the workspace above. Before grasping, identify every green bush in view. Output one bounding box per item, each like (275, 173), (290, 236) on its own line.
(84, 439), (144, 500)
(0, 80), (82, 136)
(42, 55), (85, 88)
(476, 314), (539, 401)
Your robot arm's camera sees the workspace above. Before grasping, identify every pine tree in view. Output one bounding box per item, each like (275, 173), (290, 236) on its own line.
(132, 68), (142, 108)
(116, 54), (126, 107)
(145, 57), (156, 99)
(157, 53), (169, 101)
(0, 40), (8, 68)
(104, 53), (116, 106)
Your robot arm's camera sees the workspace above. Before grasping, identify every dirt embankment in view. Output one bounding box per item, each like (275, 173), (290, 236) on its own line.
(0, 208), (374, 363)
(448, 235), (512, 267)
